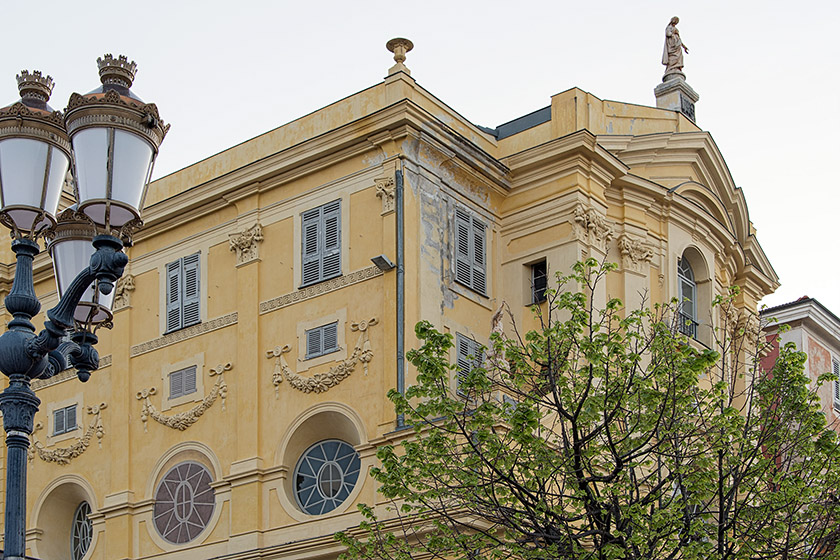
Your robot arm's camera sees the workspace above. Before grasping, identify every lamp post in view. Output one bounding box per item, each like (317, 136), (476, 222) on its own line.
(0, 55), (167, 559)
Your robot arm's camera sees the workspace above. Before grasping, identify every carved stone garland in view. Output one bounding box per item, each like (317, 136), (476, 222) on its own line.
(29, 403), (107, 465)
(229, 223), (263, 265)
(267, 317), (378, 395)
(136, 363), (232, 432)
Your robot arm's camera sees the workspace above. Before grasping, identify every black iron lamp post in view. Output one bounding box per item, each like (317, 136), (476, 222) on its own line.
(0, 55), (167, 559)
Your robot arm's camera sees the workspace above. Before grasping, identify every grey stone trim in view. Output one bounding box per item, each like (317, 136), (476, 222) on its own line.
(32, 355), (112, 391)
(259, 266), (383, 315)
(130, 312), (238, 357)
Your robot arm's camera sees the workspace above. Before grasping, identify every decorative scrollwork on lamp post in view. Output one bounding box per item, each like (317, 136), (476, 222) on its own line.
(0, 55), (167, 559)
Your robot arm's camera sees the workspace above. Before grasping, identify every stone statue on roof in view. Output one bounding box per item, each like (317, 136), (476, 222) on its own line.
(662, 16), (689, 81)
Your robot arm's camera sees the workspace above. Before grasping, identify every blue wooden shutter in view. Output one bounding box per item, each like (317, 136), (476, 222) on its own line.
(323, 322), (338, 353)
(65, 405), (77, 431)
(182, 253), (200, 327)
(184, 366), (197, 395)
(834, 360), (840, 408)
(471, 217), (486, 294)
(322, 201), (341, 280)
(306, 327), (322, 358)
(456, 334), (471, 392)
(455, 209), (471, 287)
(166, 260), (182, 332)
(170, 369), (184, 399)
(302, 208), (321, 286)
(54, 408), (65, 435)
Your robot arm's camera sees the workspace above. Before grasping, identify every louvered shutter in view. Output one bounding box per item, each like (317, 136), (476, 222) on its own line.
(456, 334), (471, 392)
(472, 217), (486, 294)
(834, 360), (840, 408)
(307, 327), (322, 358)
(170, 369), (184, 399)
(166, 260), (182, 332)
(182, 253), (200, 327)
(54, 408), (65, 435)
(322, 201), (341, 280)
(302, 208), (321, 286)
(323, 322), (338, 353)
(66, 405), (77, 431)
(455, 209), (472, 287)
(184, 366), (197, 395)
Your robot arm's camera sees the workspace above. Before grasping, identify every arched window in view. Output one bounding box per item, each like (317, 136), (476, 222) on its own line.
(71, 502), (92, 560)
(678, 258), (697, 338)
(153, 462), (215, 544)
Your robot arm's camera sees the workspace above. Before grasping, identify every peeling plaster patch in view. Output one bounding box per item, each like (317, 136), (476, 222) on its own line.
(362, 150), (386, 168)
(409, 168), (457, 312)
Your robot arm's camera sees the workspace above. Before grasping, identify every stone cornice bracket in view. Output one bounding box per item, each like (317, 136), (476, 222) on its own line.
(136, 363), (233, 432)
(572, 203), (614, 252)
(113, 274), (135, 311)
(274, 317), (378, 394)
(29, 403), (107, 465)
(266, 344), (291, 397)
(374, 177), (396, 214)
(229, 223), (264, 266)
(617, 233), (655, 273)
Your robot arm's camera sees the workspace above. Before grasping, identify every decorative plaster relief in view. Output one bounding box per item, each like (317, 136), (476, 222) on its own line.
(113, 275), (135, 311)
(229, 223), (264, 266)
(130, 313), (238, 357)
(259, 266), (383, 315)
(617, 233), (655, 273)
(375, 177), (396, 214)
(572, 204), (614, 252)
(270, 317), (378, 394)
(136, 363), (232, 432)
(30, 403), (107, 465)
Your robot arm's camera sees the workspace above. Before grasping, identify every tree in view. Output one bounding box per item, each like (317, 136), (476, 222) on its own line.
(337, 260), (840, 560)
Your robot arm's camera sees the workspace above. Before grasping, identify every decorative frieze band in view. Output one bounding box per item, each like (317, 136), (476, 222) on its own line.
(259, 266), (383, 315)
(32, 355), (112, 391)
(130, 313), (238, 357)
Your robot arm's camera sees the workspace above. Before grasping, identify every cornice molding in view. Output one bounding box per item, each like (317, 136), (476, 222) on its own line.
(259, 266), (383, 315)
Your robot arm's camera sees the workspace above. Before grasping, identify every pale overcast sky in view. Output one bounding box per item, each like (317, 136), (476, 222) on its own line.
(0, 0), (836, 313)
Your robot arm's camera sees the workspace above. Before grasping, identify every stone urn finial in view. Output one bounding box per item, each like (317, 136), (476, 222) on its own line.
(16, 70), (54, 103)
(386, 38), (414, 76)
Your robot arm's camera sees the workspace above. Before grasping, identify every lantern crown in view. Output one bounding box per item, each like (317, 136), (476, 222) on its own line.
(97, 54), (137, 90)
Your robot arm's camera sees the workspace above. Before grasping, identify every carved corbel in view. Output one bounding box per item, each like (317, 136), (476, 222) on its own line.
(229, 223), (264, 266)
(113, 274), (135, 310)
(572, 204), (614, 252)
(617, 233), (655, 273)
(136, 363), (233, 431)
(29, 403), (107, 465)
(375, 177), (396, 214)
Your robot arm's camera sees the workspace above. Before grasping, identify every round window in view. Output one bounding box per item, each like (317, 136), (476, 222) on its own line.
(153, 461), (215, 544)
(71, 501), (92, 560)
(294, 439), (361, 515)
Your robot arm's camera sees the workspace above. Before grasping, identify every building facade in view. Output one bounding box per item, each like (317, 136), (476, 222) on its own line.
(0, 41), (778, 559)
(761, 297), (840, 433)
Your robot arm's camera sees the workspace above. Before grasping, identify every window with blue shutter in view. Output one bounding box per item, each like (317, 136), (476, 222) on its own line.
(833, 359), (840, 411)
(301, 200), (341, 287)
(305, 322), (340, 359)
(53, 404), (77, 436)
(454, 208), (487, 295)
(165, 253), (201, 333)
(169, 366), (198, 400)
(456, 333), (484, 395)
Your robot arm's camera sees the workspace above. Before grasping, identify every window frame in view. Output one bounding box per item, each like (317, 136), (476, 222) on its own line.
(833, 359), (840, 411)
(53, 404), (77, 436)
(165, 252), (201, 334)
(300, 199), (342, 288)
(531, 260), (548, 304)
(71, 501), (92, 560)
(677, 257), (698, 339)
(305, 322), (340, 360)
(453, 207), (488, 296)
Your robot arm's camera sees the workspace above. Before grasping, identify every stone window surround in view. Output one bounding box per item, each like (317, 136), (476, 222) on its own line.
(296, 308), (347, 371)
(161, 353), (206, 412)
(45, 392), (84, 446)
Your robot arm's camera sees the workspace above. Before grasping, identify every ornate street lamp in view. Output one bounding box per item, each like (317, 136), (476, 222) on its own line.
(0, 55), (167, 559)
